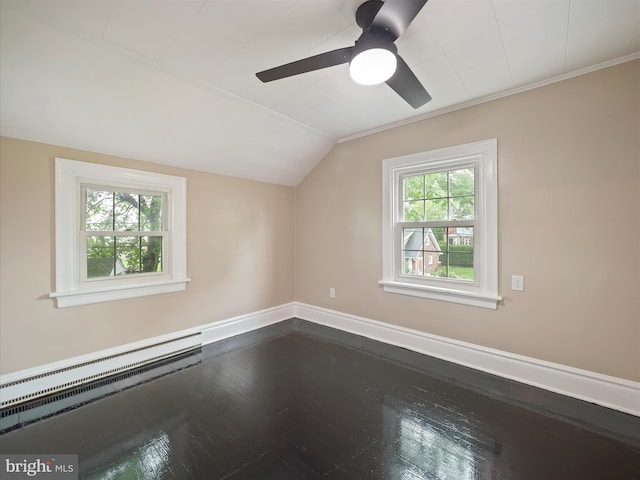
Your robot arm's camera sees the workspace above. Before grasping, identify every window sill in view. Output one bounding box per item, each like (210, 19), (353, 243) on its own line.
(378, 280), (501, 310)
(50, 278), (191, 308)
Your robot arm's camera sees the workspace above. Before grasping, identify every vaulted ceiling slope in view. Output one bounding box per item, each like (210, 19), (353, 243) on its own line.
(1, 0), (639, 186)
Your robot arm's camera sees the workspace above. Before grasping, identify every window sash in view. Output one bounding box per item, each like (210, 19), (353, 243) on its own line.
(81, 185), (167, 232)
(397, 235), (480, 284)
(398, 163), (478, 223)
(79, 231), (168, 282)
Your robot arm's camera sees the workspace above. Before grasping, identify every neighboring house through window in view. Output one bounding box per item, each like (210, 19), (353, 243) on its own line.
(380, 139), (501, 309)
(51, 158), (189, 308)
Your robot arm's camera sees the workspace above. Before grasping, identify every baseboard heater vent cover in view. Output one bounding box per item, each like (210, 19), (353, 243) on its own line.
(0, 333), (201, 408)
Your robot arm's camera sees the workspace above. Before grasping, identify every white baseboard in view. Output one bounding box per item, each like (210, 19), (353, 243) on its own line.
(294, 303), (640, 417)
(2, 301), (637, 418)
(200, 302), (295, 345)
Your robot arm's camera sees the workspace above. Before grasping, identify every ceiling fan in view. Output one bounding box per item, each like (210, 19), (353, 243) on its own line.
(256, 0), (431, 109)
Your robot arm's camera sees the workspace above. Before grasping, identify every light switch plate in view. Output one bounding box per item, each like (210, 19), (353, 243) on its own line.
(511, 275), (524, 292)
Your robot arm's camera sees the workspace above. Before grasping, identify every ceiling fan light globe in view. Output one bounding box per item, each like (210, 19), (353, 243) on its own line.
(349, 48), (397, 85)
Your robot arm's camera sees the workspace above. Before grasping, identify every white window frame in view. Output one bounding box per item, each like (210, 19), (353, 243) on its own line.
(51, 158), (189, 308)
(380, 139), (501, 309)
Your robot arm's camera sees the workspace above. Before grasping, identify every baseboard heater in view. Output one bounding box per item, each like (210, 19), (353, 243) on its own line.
(0, 333), (202, 408)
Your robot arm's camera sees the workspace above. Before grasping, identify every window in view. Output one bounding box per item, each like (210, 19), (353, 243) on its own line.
(51, 158), (189, 308)
(380, 139), (500, 309)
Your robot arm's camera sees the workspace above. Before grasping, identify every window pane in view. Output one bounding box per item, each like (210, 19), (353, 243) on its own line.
(403, 227), (423, 276)
(449, 168), (474, 197)
(425, 171), (447, 199)
(429, 227), (447, 248)
(404, 253), (422, 275)
(140, 195), (163, 231)
(440, 252), (474, 280)
(403, 228), (444, 277)
(403, 200), (425, 221)
(403, 175), (424, 201)
(85, 190), (113, 231)
(141, 236), (163, 272)
(447, 253), (474, 280)
(450, 196), (474, 220)
(448, 227), (474, 249)
(116, 236), (141, 273)
(403, 227), (423, 249)
(114, 193), (141, 231)
(425, 198), (448, 221)
(86, 235), (115, 278)
(445, 227), (474, 281)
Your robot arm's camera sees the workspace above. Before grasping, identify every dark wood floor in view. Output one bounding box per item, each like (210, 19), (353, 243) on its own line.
(1, 319), (639, 479)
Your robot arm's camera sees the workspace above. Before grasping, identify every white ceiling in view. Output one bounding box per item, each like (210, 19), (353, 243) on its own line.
(1, 0), (639, 185)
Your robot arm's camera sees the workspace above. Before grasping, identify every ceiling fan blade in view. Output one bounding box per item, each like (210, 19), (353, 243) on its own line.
(371, 0), (429, 40)
(385, 55), (431, 109)
(256, 47), (353, 83)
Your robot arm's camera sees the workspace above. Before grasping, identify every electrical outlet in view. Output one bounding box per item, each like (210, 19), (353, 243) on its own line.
(511, 275), (524, 292)
(329, 287), (336, 298)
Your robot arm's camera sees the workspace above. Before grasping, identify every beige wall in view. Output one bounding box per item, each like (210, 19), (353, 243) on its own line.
(1, 61), (638, 383)
(295, 60), (640, 382)
(0, 137), (295, 374)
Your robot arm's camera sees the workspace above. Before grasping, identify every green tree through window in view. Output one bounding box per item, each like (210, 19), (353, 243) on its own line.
(84, 188), (164, 278)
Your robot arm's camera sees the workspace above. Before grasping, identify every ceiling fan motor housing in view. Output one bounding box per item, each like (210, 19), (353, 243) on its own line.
(356, 0), (385, 30)
(351, 28), (398, 62)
